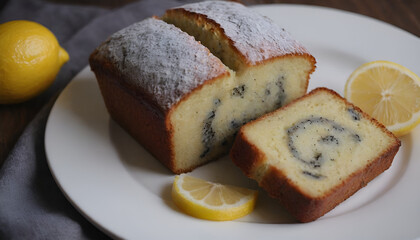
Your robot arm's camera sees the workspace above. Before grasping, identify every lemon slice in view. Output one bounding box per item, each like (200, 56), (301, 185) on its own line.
(172, 174), (258, 221)
(344, 60), (420, 137)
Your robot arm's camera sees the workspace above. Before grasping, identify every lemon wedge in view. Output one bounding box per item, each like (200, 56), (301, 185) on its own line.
(344, 60), (420, 137)
(172, 174), (258, 221)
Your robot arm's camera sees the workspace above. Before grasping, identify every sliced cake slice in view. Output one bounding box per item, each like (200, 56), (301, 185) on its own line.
(230, 87), (401, 222)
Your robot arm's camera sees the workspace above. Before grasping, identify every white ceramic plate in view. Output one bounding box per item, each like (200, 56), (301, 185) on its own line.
(45, 4), (420, 240)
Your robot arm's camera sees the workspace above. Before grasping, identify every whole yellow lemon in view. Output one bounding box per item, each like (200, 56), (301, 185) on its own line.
(0, 20), (69, 104)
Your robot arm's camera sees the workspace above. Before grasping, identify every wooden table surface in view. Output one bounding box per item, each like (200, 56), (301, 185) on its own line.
(0, 0), (419, 168)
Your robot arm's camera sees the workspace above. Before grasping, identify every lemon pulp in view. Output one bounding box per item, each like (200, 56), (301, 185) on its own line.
(344, 60), (420, 137)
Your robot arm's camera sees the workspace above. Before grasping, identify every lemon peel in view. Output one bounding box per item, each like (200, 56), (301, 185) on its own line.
(0, 20), (69, 104)
(172, 174), (258, 221)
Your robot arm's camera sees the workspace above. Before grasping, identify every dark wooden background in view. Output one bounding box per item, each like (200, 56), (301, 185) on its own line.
(0, 0), (419, 167)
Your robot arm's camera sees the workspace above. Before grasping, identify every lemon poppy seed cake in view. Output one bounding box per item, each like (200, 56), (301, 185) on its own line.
(89, 1), (316, 173)
(230, 88), (401, 222)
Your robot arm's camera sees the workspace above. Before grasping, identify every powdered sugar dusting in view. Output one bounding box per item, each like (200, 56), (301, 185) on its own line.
(94, 18), (227, 112)
(177, 1), (309, 65)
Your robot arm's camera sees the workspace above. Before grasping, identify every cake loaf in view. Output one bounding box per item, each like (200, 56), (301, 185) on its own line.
(230, 88), (401, 222)
(89, 1), (316, 173)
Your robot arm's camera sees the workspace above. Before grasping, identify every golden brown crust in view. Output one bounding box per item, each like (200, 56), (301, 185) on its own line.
(230, 87), (401, 222)
(90, 59), (176, 172)
(90, 49), (231, 174)
(230, 130), (267, 178)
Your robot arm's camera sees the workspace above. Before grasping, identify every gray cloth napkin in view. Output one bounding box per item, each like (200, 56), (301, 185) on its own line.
(0, 0), (198, 239)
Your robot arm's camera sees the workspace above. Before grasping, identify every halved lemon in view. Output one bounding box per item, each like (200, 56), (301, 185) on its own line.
(344, 60), (420, 137)
(172, 174), (258, 221)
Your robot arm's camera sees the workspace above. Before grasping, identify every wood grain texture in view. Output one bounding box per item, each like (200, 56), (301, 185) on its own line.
(0, 0), (419, 168)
